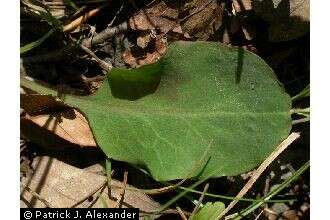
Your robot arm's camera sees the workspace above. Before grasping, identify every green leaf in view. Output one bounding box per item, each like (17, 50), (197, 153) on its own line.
(21, 41), (292, 181)
(191, 202), (225, 220)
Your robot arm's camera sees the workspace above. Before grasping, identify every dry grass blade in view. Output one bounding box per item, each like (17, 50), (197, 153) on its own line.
(217, 132), (300, 219)
(63, 4), (107, 32)
(189, 183), (210, 220)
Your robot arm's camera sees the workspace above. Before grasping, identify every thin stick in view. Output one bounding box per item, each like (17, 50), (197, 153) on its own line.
(189, 183), (210, 220)
(63, 4), (107, 32)
(217, 132), (300, 219)
(292, 117), (310, 125)
(108, 3), (125, 27)
(79, 44), (113, 72)
(176, 206), (188, 220)
(254, 210), (264, 220)
(82, 22), (128, 48)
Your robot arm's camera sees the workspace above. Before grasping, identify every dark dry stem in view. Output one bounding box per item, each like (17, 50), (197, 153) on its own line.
(82, 22), (128, 48)
(63, 4), (107, 32)
(176, 206), (188, 220)
(189, 183), (210, 220)
(79, 44), (113, 72)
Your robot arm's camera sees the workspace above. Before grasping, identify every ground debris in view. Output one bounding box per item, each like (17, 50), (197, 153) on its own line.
(20, 156), (161, 218)
(122, 37), (167, 67)
(129, 0), (180, 33)
(181, 0), (223, 40)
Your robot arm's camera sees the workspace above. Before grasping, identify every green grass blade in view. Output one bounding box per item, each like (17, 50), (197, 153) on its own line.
(177, 186), (296, 203)
(292, 84), (310, 102)
(20, 29), (54, 54)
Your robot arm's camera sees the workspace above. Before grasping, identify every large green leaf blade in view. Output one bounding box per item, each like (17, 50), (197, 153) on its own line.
(23, 41), (292, 181)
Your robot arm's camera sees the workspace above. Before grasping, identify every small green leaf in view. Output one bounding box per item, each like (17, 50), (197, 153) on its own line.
(21, 41), (292, 181)
(191, 202), (225, 220)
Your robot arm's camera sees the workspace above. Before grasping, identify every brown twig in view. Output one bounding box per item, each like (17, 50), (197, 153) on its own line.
(176, 206), (188, 220)
(63, 4), (107, 32)
(82, 22), (128, 48)
(44, 0), (109, 6)
(217, 132), (300, 219)
(79, 44), (113, 72)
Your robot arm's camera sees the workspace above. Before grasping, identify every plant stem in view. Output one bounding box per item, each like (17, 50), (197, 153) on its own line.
(292, 117), (310, 125)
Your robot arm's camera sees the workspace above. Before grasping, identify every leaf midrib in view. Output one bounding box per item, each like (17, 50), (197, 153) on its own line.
(82, 103), (289, 118)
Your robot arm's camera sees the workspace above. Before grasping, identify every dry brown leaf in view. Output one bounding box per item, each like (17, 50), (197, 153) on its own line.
(21, 109), (97, 148)
(88, 168), (161, 212)
(137, 32), (152, 49)
(232, 0), (253, 12)
(123, 38), (167, 67)
(122, 50), (139, 67)
(21, 86), (97, 149)
(129, 1), (179, 33)
(181, 0), (223, 40)
(21, 156), (105, 208)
